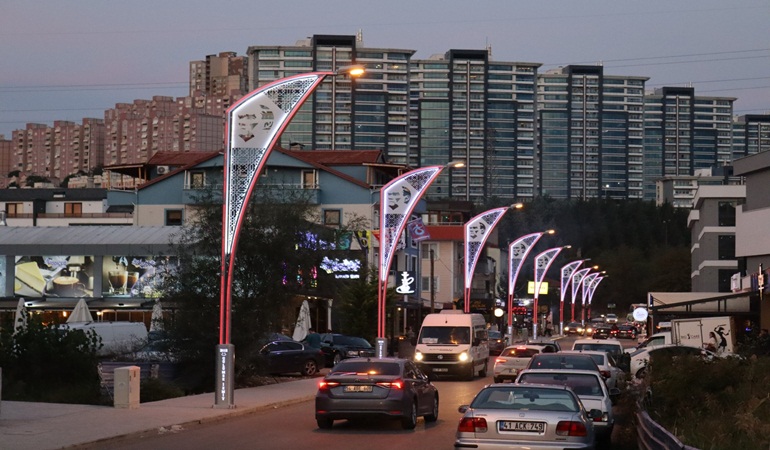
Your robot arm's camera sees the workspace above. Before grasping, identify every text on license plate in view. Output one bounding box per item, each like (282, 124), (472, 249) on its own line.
(499, 421), (545, 433)
(344, 385), (373, 392)
(433, 368), (448, 372)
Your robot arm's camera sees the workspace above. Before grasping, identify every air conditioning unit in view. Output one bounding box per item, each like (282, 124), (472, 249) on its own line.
(156, 166), (170, 175)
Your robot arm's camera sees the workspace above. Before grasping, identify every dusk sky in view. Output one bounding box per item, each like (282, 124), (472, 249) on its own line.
(1, 0), (768, 139)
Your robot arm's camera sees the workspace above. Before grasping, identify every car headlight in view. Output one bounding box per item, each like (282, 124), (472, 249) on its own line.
(459, 352), (469, 362)
(414, 352), (423, 361)
(564, 326), (569, 331)
(346, 350), (358, 357)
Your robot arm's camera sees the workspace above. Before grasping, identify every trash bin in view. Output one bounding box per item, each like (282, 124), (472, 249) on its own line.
(113, 366), (140, 409)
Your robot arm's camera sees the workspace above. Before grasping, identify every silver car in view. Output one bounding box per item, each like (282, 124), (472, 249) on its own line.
(559, 349), (626, 391)
(516, 369), (619, 446)
(455, 383), (600, 449)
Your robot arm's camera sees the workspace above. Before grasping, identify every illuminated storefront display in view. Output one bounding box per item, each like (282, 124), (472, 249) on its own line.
(101, 256), (177, 298)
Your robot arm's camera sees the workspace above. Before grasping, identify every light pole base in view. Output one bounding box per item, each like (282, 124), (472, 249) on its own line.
(214, 344), (235, 409)
(376, 337), (388, 358)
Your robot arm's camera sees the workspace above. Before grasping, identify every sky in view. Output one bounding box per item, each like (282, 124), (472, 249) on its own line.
(1, 0), (768, 139)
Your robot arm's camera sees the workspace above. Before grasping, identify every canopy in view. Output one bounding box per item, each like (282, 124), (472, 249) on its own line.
(292, 300), (312, 342)
(67, 298), (94, 323)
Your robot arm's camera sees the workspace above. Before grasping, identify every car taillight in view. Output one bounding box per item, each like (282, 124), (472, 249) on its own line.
(318, 380), (339, 391)
(600, 369), (611, 379)
(556, 421), (588, 436)
(376, 379), (404, 390)
(457, 417), (487, 433)
(494, 357), (508, 364)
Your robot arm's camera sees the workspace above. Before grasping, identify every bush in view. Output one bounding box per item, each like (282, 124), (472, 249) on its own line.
(140, 377), (185, 403)
(641, 353), (770, 449)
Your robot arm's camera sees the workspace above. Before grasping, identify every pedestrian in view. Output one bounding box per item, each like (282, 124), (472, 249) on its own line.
(305, 328), (321, 348)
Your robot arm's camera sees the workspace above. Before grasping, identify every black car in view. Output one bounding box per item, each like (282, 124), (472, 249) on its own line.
(486, 330), (506, 355)
(257, 339), (325, 376)
(319, 333), (376, 367)
(592, 325), (613, 339)
(617, 324), (638, 339)
(315, 357), (439, 429)
(563, 321), (586, 335)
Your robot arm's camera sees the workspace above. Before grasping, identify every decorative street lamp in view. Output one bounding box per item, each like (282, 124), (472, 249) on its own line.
(559, 259), (589, 335)
(580, 272), (601, 324)
(217, 68), (363, 408)
(532, 245), (570, 339)
(586, 274), (607, 320)
(463, 204), (523, 313)
(506, 230), (554, 345)
(569, 267), (593, 323)
(376, 161), (464, 357)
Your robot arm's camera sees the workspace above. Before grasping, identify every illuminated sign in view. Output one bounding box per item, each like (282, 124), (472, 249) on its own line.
(527, 281), (549, 295)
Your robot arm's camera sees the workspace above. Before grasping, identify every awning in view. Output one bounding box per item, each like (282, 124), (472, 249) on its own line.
(648, 291), (756, 315)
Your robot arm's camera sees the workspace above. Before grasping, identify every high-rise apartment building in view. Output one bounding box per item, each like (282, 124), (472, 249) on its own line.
(410, 50), (541, 201)
(732, 114), (770, 159)
(189, 51), (248, 98)
(537, 65), (648, 200)
(247, 34), (414, 159)
(0, 135), (12, 188)
(643, 87), (736, 200)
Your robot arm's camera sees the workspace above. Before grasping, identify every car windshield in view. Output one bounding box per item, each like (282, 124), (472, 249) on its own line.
(518, 372), (604, 396)
(529, 355), (599, 371)
(470, 386), (580, 412)
(419, 326), (470, 345)
(574, 343), (622, 357)
(330, 361), (400, 375)
(501, 347), (539, 358)
(488, 331), (502, 339)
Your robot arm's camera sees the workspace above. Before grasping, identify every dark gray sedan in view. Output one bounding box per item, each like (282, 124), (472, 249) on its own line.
(258, 339), (325, 376)
(315, 357), (439, 430)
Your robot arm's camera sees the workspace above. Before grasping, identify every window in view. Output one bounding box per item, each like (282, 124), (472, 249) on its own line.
(6, 203), (22, 216)
(302, 170), (316, 189)
(421, 242), (439, 259)
(165, 209), (183, 226)
(718, 202), (736, 226)
(421, 275), (439, 293)
(190, 172), (205, 188)
(64, 203), (82, 217)
(323, 209), (341, 227)
(718, 235), (735, 260)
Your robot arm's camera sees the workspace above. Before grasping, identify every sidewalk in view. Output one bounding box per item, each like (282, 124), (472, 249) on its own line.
(0, 376), (320, 450)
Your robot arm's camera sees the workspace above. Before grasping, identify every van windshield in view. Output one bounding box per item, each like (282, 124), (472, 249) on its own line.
(419, 326), (470, 345)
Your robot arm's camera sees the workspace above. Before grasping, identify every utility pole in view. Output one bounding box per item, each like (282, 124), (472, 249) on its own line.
(430, 249), (435, 313)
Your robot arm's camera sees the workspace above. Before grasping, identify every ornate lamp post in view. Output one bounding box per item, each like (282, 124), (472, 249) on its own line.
(569, 267), (594, 323)
(586, 275), (607, 320)
(532, 245), (570, 339)
(559, 259), (589, 335)
(580, 272), (600, 324)
(217, 68), (363, 408)
(376, 161), (464, 357)
(506, 230), (554, 345)
(463, 204), (523, 314)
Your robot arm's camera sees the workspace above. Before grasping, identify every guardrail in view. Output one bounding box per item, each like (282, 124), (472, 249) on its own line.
(636, 410), (699, 450)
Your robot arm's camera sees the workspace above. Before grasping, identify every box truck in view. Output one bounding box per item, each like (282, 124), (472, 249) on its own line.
(671, 316), (735, 354)
(414, 310), (489, 380)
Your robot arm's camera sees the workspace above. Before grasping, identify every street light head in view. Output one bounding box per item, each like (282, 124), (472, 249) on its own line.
(510, 203), (524, 210)
(335, 65), (366, 77)
(446, 160), (465, 169)
(591, 265), (600, 270)
(562, 245), (572, 249)
(544, 229), (556, 235)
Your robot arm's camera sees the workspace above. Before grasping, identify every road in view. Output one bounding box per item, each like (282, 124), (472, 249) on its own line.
(86, 335), (641, 450)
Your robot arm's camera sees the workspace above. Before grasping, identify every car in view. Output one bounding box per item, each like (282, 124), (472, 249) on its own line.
(516, 369), (620, 445)
(563, 321), (587, 335)
(592, 325), (613, 340)
(455, 383), (600, 449)
(524, 352), (602, 374)
(318, 333), (376, 367)
(257, 339), (325, 376)
(525, 337), (562, 353)
(493, 344), (546, 383)
(616, 324), (638, 339)
(486, 330), (506, 355)
(572, 338), (625, 361)
(560, 350), (626, 391)
(314, 357), (439, 430)
(604, 314), (618, 324)
(628, 344), (718, 379)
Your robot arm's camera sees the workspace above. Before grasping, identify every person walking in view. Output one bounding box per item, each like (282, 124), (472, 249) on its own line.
(305, 328), (321, 348)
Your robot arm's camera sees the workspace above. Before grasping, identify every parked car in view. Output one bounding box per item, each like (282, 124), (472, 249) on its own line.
(492, 344), (545, 383)
(516, 369), (619, 446)
(524, 352), (602, 373)
(563, 321), (587, 335)
(560, 350), (626, 391)
(629, 344), (718, 379)
(318, 333), (376, 367)
(616, 324), (638, 339)
(315, 357), (439, 430)
(455, 383), (600, 449)
(486, 330), (506, 355)
(257, 339), (325, 376)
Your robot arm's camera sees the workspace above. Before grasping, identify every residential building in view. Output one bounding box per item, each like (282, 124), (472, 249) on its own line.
(688, 184), (745, 292)
(0, 188), (132, 227)
(643, 87), (736, 201)
(732, 114), (770, 159)
(537, 65), (648, 200)
(656, 166), (739, 208)
(189, 51), (248, 98)
(0, 134), (11, 188)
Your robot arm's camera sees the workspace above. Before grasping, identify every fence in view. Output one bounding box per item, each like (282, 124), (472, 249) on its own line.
(636, 410), (699, 450)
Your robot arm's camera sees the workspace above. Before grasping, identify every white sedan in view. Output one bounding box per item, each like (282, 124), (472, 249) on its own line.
(559, 349), (626, 390)
(629, 344), (717, 379)
(492, 344), (545, 383)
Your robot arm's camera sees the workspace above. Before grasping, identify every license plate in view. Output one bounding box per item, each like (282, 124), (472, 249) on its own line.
(433, 368), (448, 373)
(344, 385), (373, 393)
(499, 421), (545, 433)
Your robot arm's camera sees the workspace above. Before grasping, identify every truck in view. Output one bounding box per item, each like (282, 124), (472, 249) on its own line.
(413, 310), (489, 380)
(671, 316), (735, 354)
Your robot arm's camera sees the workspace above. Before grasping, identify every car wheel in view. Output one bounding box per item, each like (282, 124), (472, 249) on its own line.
(333, 353), (342, 366)
(464, 363), (475, 381)
(316, 417), (333, 429)
(636, 367), (647, 379)
(401, 400), (417, 429)
(479, 359), (488, 377)
(301, 359), (318, 376)
(424, 395), (439, 423)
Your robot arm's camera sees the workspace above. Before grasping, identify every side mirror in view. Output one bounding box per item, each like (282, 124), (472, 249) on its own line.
(458, 405), (470, 413)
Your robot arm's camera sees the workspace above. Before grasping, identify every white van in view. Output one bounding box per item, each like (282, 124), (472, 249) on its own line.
(61, 321), (149, 357)
(414, 310), (489, 380)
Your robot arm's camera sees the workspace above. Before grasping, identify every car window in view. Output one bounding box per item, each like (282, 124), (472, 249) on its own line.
(518, 372), (604, 396)
(488, 331), (502, 339)
(419, 326), (471, 344)
(574, 343), (622, 357)
(331, 361), (401, 375)
(501, 347), (540, 358)
(528, 354), (599, 371)
(471, 386), (580, 412)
